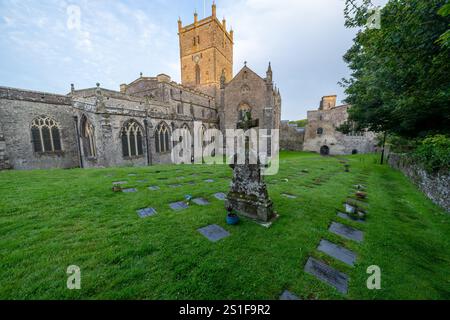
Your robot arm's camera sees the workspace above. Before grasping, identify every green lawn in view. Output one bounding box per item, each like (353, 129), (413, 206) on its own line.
(0, 151), (449, 300)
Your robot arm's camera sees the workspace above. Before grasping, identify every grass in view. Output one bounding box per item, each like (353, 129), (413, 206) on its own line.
(0, 151), (449, 300)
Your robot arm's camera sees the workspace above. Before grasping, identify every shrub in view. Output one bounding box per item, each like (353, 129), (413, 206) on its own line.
(413, 134), (450, 172)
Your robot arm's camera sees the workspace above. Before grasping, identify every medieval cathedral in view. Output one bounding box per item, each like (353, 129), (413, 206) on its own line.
(0, 3), (281, 170)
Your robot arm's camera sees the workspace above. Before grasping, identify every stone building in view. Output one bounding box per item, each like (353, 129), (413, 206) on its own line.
(303, 95), (377, 155)
(0, 3), (281, 170)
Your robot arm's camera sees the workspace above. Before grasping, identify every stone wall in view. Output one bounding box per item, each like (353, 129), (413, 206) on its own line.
(0, 120), (10, 169)
(388, 153), (450, 212)
(280, 122), (304, 151)
(0, 87), (79, 170)
(0, 84), (220, 171)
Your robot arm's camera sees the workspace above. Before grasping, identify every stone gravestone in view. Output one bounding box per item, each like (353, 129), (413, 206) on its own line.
(225, 113), (276, 223)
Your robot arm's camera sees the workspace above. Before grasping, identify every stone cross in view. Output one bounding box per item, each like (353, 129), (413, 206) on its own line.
(225, 115), (275, 223)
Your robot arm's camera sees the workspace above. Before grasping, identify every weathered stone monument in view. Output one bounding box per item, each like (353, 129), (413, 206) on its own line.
(225, 112), (276, 223)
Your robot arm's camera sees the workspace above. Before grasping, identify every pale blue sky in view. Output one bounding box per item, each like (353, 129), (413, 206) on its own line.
(0, 0), (386, 119)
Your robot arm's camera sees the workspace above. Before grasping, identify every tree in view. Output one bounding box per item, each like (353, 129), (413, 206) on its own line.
(341, 0), (450, 138)
(437, 3), (450, 47)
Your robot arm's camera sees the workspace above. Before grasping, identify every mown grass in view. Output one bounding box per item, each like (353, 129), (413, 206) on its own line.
(0, 151), (449, 300)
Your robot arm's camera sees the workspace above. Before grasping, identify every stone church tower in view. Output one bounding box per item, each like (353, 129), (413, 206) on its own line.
(178, 2), (233, 99)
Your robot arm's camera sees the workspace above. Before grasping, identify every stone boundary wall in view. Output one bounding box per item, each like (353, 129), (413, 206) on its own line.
(388, 153), (449, 212)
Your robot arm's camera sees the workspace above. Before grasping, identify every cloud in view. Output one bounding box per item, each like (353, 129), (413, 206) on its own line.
(0, 0), (388, 119)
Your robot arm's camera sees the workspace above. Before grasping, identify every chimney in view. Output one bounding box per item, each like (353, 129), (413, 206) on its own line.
(120, 84), (127, 94)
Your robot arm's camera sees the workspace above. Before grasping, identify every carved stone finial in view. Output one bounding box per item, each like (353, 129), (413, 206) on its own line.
(96, 82), (100, 88)
(70, 83), (75, 93)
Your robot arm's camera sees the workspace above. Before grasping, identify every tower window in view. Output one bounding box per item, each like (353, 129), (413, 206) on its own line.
(317, 128), (324, 135)
(195, 65), (201, 85)
(177, 103), (184, 114)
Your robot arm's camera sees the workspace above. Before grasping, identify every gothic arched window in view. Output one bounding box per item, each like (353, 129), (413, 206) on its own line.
(121, 120), (144, 158)
(200, 125), (207, 147)
(80, 115), (96, 158)
(155, 122), (170, 153)
(180, 123), (192, 152)
(238, 103), (251, 121)
(195, 65), (201, 85)
(31, 116), (62, 153)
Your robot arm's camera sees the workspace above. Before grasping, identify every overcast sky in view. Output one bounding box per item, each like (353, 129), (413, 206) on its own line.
(0, 0), (387, 120)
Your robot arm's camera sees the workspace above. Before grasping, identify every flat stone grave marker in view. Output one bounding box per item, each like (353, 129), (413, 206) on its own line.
(345, 203), (357, 214)
(193, 198), (210, 206)
(169, 184), (183, 188)
(282, 193), (297, 199)
(113, 181), (127, 185)
(204, 179), (214, 183)
(214, 192), (227, 200)
(122, 188), (137, 193)
(197, 224), (230, 242)
(304, 257), (349, 294)
(279, 290), (300, 300)
(148, 186), (160, 191)
(329, 222), (364, 242)
(187, 181), (196, 185)
(347, 198), (368, 208)
(337, 212), (366, 223)
(137, 207), (157, 218)
(128, 173), (137, 176)
(137, 179), (148, 183)
(317, 239), (357, 266)
(169, 201), (189, 211)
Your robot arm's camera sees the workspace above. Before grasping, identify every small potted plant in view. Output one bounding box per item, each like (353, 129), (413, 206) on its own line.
(226, 206), (239, 225)
(185, 195), (193, 206)
(355, 191), (367, 199)
(112, 185), (122, 192)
